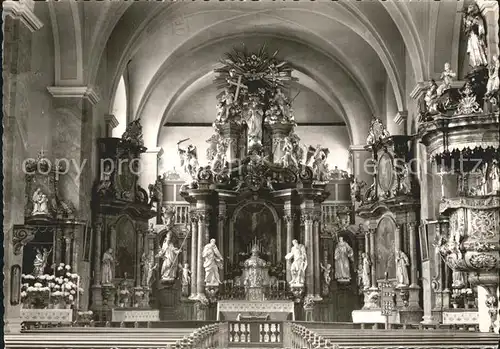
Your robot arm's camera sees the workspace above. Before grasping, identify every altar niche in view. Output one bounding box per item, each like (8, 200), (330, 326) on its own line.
(114, 216), (137, 279)
(230, 201), (280, 264)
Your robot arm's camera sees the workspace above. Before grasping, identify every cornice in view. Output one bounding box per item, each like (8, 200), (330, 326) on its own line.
(146, 147), (164, 157)
(3, 0), (43, 32)
(47, 86), (101, 105)
(104, 114), (119, 129)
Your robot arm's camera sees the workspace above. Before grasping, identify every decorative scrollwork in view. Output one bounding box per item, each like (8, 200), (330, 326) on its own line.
(468, 253), (498, 271)
(13, 226), (36, 255)
(197, 166), (214, 182)
(298, 165), (313, 182)
(469, 209), (497, 240)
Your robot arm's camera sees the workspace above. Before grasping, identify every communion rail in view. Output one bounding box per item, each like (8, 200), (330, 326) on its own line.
(285, 323), (500, 349)
(4, 323), (224, 349)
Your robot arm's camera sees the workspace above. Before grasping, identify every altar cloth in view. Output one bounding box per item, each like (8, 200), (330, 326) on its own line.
(217, 300), (295, 321)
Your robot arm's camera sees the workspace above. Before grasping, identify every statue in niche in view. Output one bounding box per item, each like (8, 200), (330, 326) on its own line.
(488, 160), (500, 194)
(360, 252), (371, 289)
(32, 188), (49, 216)
(244, 95), (264, 149)
(437, 63), (457, 96)
(395, 250), (410, 287)
(462, 3), (488, 69)
(180, 263), (191, 286)
(202, 239), (224, 286)
(452, 269), (466, 288)
(156, 231), (181, 282)
(398, 163), (412, 195)
(101, 248), (115, 285)
(485, 55), (499, 100)
(334, 237), (354, 283)
(33, 247), (52, 277)
(177, 139), (199, 181)
(141, 250), (155, 287)
(285, 239), (307, 286)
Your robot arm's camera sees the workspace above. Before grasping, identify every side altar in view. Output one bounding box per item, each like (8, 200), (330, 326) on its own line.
(155, 44), (360, 321)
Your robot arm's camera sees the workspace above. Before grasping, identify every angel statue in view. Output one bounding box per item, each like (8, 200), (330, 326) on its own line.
(285, 239), (307, 286)
(148, 176), (163, 212)
(177, 139), (199, 181)
(206, 135), (227, 173)
(462, 3), (488, 68)
(436, 63), (457, 96)
(306, 145), (330, 181)
(215, 88), (235, 123)
(32, 188), (49, 216)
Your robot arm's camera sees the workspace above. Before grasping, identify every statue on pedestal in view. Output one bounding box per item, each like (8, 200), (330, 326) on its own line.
(32, 188), (49, 216)
(33, 247), (51, 277)
(202, 239), (224, 286)
(101, 248), (115, 285)
(279, 133), (302, 169)
(244, 96), (264, 149)
(206, 134), (228, 173)
(156, 232), (180, 282)
(148, 176), (163, 212)
(437, 63), (457, 96)
(285, 239), (307, 286)
(180, 263), (191, 286)
(141, 250), (155, 287)
(485, 55), (499, 100)
(395, 250), (410, 287)
(360, 253), (371, 289)
(334, 237), (354, 283)
(177, 139), (199, 181)
(215, 88), (236, 124)
(306, 145), (329, 181)
(462, 3), (488, 68)
(242, 244), (270, 301)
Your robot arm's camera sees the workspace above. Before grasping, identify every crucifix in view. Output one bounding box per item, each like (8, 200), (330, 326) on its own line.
(227, 75), (248, 100)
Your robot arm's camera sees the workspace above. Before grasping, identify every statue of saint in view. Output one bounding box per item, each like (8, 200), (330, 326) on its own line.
(141, 250), (155, 287)
(156, 232), (180, 281)
(101, 248), (115, 284)
(244, 97), (264, 148)
(462, 4), (488, 68)
(436, 63), (456, 96)
(285, 239), (307, 286)
(485, 55), (500, 99)
(280, 135), (299, 168)
(32, 188), (49, 216)
(424, 80), (438, 115)
(334, 237), (354, 282)
(177, 139), (199, 180)
(399, 163), (412, 194)
(395, 250), (410, 286)
(202, 239), (224, 286)
(33, 247), (51, 277)
(180, 263), (191, 286)
(361, 252), (371, 289)
(488, 160), (500, 194)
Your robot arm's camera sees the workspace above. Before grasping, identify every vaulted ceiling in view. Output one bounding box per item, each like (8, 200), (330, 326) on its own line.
(44, 1), (465, 147)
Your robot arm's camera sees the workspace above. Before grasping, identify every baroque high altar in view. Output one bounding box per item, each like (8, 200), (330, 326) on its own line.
(151, 45), (356, 321)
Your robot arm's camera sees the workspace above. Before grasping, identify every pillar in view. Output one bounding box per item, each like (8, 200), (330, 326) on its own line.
(104, 114), (119, 137)
(313, 218), (321, 299)
(394, 224), (401, 256)
(364, 232), (370, 287)
(266, 122), (294, 163)
(369, 229), (377, 289)
(196, 211), (211, 297)
(302, 213), (314, 296)
(218, 202), (226, 280)
(407, 222), (422, 313)
(139, 147), (164, 198)
(190, 214), (198, 298)
(64, 235), (72, 267)
(93, 221), (103, 285)
(54, 228), (63, 265)
(478, 1), (500, 59)
(135, 229), (142, 287)
(3, 0), (43, 333)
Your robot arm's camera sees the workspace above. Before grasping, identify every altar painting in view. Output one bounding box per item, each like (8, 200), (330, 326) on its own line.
(375, 216), (396, 280)
(115, 217), (136, 279)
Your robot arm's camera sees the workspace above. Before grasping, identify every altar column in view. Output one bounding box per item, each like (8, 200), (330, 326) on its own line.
(54, 228), (63, 265)
(135, 229), (142, 287)
(478, 0), (499, 59)
(408, 222), (422, 312)
(302, 213), (314, 297)
(313, 217), (321, 298)
(218, 202), (227, 280)
(64, 229), (73, 267)
(93, 221), (103, 285)
(369, 228), (377, 290)
(394, 224), (401, 254)
(284, 214), (294, 283)
(196, 211), (211, 297)
(190, 214), (198, 299)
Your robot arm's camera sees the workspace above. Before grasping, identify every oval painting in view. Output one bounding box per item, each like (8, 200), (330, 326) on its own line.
(377, 152), (394, 192)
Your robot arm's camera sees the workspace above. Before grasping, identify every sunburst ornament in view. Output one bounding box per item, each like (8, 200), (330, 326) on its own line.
(214, 43), (297, 100)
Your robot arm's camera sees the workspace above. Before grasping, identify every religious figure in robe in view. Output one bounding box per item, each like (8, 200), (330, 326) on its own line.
(395, 250), (410, 287)
(156, 232), (181, 281)
(202, 239), (223, 286)
(244, 96), (264, 148)
(285, 239), (307, 286)
(141, 250), (155, 287)
(101, 248), (115, 284)
(33, 247), (51, 277)
(32, 188), (49, 216)
(334, 237), (354, 282)
(361, 252), (371, 289)
(462, 4), (488, 68)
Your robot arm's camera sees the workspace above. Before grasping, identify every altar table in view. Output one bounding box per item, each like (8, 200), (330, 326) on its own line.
(217, 300), (295, 321)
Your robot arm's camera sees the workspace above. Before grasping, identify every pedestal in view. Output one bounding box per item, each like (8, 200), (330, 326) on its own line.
(101, 284), (116, 307)
(265, 122), (294, 163)
(215, 122), (243, 163)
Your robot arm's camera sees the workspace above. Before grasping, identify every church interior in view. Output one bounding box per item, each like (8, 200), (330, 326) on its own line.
(3, 0), (500, 348)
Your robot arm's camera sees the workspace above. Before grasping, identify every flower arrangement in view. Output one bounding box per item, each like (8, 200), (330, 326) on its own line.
(21, 263), (83, 309)
(133, 289), (145, 307)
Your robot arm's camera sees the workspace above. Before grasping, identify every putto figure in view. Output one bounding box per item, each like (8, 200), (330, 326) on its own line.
(436, 62), (456, 96)
(285, 239), (307, 286)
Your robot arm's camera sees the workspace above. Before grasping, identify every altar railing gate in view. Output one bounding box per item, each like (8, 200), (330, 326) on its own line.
(228, 320), (283, 347)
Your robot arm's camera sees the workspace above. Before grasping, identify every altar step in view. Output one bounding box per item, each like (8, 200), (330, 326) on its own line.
(4, 328), (196, 348)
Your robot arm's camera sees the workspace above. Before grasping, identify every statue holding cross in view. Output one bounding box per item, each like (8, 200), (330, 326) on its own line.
(226, 69), (248, 101)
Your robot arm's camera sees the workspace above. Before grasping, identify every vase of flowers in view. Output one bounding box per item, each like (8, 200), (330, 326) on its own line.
(133, 289), (144, 308)
(119, 289), (130, 307)
(77, 310), (94, 327)
(21, 274), (51, 309)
